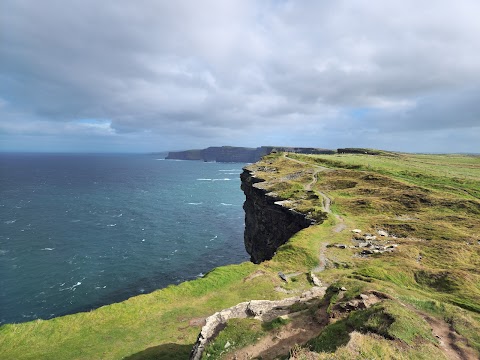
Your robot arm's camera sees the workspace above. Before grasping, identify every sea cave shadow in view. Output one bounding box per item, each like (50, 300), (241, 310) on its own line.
(123, 343), (193, 360)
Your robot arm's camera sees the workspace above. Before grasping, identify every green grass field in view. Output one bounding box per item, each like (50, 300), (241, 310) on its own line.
(1, 150), (479, 359)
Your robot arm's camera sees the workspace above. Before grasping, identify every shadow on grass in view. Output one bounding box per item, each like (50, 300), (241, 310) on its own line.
(123, 343), (193, 360)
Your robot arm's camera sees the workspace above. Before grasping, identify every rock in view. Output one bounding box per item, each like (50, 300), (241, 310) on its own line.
(377, 230), (389, 237)
(386, 244), (398, 249)
(190, 287), (328, 359)
(335, 244), (347, 249)
(352, 229), (362, 234)
(358, 242), (369, 248)
(359, 294), (369, 300)
(365, 235), (377, 241)
(361, 249), (374, 255)
(309, 272), (322, 287)
(278, 271), (288, 282)
(340, 286), (347, 291)
(224, 341), (231, 349)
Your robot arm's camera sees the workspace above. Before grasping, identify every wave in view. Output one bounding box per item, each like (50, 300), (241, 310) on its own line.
(41, 248), (55, 251)
(4, 220), (16, 224)
(218, 169), (239, 172)
(60, 281), (82, 292)
(197, 178), (212, 181)
(212, 178), (231, 181)
(107, 224), (117, 227)
(220, 203), (233, 206)
(188, 202), (203, 205)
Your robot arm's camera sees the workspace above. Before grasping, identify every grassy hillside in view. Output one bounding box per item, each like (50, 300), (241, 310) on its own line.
(1, 151), (479, 359)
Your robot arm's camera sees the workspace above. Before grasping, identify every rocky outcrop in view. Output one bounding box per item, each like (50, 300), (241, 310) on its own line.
(241, 168), (315, 263)
(190, 286), (327, 360)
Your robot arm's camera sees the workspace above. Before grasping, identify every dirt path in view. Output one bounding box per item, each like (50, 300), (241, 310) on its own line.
(423, 313), (478, 360)
(225, 303), (329, 360)
(404, 305), (478, 360)
(283, 153), (345, 272)
(283, 153), (332, 214)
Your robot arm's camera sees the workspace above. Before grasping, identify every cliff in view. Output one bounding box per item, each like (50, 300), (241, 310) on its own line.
(166, 146), (335, 162)
(240, 167), (315, 263)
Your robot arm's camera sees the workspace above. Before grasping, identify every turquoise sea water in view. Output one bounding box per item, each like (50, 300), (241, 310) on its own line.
(0, 153), (248, 324)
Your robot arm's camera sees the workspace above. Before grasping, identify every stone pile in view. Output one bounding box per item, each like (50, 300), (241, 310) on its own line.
(328, 229), (400, 256)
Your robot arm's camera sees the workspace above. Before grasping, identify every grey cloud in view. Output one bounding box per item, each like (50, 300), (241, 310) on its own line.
(1, 0), (480, 152)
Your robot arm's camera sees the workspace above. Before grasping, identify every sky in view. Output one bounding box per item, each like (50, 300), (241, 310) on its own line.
(1, 0), (479, 153)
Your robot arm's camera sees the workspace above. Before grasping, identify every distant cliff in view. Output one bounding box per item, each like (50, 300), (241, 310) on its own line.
(166, 146), (334, 163)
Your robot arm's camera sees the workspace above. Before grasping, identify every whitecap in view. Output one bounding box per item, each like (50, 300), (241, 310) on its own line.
(188, 202), (203, 205)
(197, 178), (212, 181)
(154, 159), (165, 161)
(4, 220), (16, 224)
(196, 273), (205, 278)
(0, 250), (7, 255)
(60, 281), (82, 292)
(107, 224), (117, 227)
(41, 248), (55, 251)
(209, 235), (218, 241)
(218, 169), (238, 172)
(212, 178), (231, 181)
(71, 219), (81, 223)
(220, 203), (233, 206)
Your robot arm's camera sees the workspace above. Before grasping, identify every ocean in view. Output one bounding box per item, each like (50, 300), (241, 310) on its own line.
(0, 153), (249, 325)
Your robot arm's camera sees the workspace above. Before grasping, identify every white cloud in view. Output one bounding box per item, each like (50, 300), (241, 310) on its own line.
(1, 0), (479, 152)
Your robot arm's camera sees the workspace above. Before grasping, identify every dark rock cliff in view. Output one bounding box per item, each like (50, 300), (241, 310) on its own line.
(166, 146), (335, 163)
(240, 168), (315, 263)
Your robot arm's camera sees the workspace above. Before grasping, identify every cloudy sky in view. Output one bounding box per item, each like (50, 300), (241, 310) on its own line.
(1, 0), (479, 153)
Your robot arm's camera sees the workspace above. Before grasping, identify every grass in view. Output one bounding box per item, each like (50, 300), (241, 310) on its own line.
(202, 318), (265, 359)
(1, 150), (480, 359)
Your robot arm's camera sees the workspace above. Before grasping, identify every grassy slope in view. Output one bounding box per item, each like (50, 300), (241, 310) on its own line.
(282, 152), (480, 358)
(1, 151), (479, 359)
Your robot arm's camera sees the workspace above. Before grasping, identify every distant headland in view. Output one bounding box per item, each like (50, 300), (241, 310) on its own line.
(165, 146), (337, 162)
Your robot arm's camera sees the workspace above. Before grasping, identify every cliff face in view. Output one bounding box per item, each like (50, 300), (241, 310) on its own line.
(240, 168), (314, 263)
(166, 146), (261, 162)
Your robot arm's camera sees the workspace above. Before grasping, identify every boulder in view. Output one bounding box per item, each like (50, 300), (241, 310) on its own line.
(309, 272), (323, 287)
